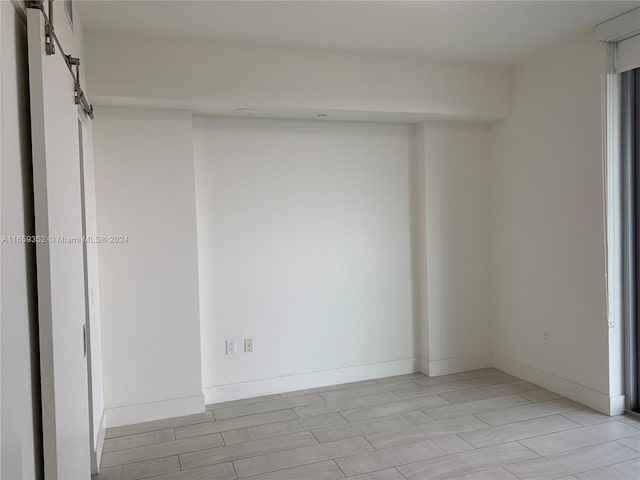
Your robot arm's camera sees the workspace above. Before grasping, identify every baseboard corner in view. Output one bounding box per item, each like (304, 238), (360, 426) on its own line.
(492, 352), (622, 415)
(425, 352), (492, 377)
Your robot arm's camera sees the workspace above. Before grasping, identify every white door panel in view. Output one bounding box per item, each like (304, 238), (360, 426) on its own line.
(27, 8), (91, 478)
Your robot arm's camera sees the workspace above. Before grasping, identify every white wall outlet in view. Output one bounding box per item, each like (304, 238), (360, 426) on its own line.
(226, 339), (236, 355)
(244, 338), (254, 353)
(543, 330), (551, 346)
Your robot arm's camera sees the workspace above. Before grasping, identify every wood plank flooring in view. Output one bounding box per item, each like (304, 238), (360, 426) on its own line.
(95, 369), (640, 479)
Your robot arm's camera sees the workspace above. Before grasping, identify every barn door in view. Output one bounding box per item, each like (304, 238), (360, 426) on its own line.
(27, 7), (91, 478)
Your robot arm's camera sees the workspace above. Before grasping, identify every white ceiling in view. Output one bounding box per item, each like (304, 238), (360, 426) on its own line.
(77, 1), (638, 66)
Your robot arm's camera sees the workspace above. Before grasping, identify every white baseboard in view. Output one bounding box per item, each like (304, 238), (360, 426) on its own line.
(492, 352), (625, 415)
(105, 394), (205, 427)
(421, 352), (492, 377)
(203, 358), (418, 404)
(609, 394), (626, 415)
(95, 410), (107, 473)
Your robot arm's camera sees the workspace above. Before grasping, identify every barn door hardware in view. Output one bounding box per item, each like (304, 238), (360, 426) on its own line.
(27, 0), (94, 119)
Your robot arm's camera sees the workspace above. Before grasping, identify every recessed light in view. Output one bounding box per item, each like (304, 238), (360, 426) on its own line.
(234, 108), (257, 115)
(316, 114), (328, 118)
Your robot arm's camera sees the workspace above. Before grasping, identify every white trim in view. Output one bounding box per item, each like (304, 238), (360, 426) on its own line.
(610, 395), (627, 416)
(104, 394), (204, 428)
(422, 353), (492, 377)
(596, 8), (640, 73)
(596, 8), (640, 42)
(617, 35), (640, 73)
(203, 358), (418, 405)
(94, 411), (106, 473)
(492, 352), (625, 415)
(603, 73), (626, 409)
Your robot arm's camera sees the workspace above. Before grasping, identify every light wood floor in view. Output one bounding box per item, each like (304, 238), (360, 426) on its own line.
(95, 369), (640, 479)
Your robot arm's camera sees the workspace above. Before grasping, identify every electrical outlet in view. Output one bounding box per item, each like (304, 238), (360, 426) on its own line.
(244, 338), (254, 353)
(543, 330), (551, 346)
(226, 339), (236, 355)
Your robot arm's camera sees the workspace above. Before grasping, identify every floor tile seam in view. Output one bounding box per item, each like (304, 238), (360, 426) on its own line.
(394, 380), (504, 399)
(100, 453), (182, 471)
(175, 420), (302, 441)
(221, 416), (348, 444)
(515, 426), (640, 457)
(501, 439), (640, 475)
(105, 416), (216, 440)
(101, 429), (179, 454)
(103, 431), (225, 459)
(227, 437), (371, 477)
(615, 437), (640, 452)
(340, 397), (455, 421)
(450, 399), (590, 425)
(183, 407), (302, 427)
(106, 431), (309, 470)
(213, 400), (326, 419)
(184, 436), (389, 472)
(461, 420), (585, 448)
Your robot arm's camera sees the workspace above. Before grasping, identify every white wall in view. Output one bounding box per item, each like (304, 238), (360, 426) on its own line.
(194, 117), (415, 402)
(87, 23), (620, 421)
(417, 122), (492, 376)
(93, 107), (204, 426)
(83, 24), (513, 413)
(85, 32), (510, 123)
(1, 1), (40, 478)
(490, 29), (617, 413)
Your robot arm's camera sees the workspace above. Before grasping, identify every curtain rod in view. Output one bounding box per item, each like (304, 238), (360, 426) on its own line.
(26, 0), (94, 119)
